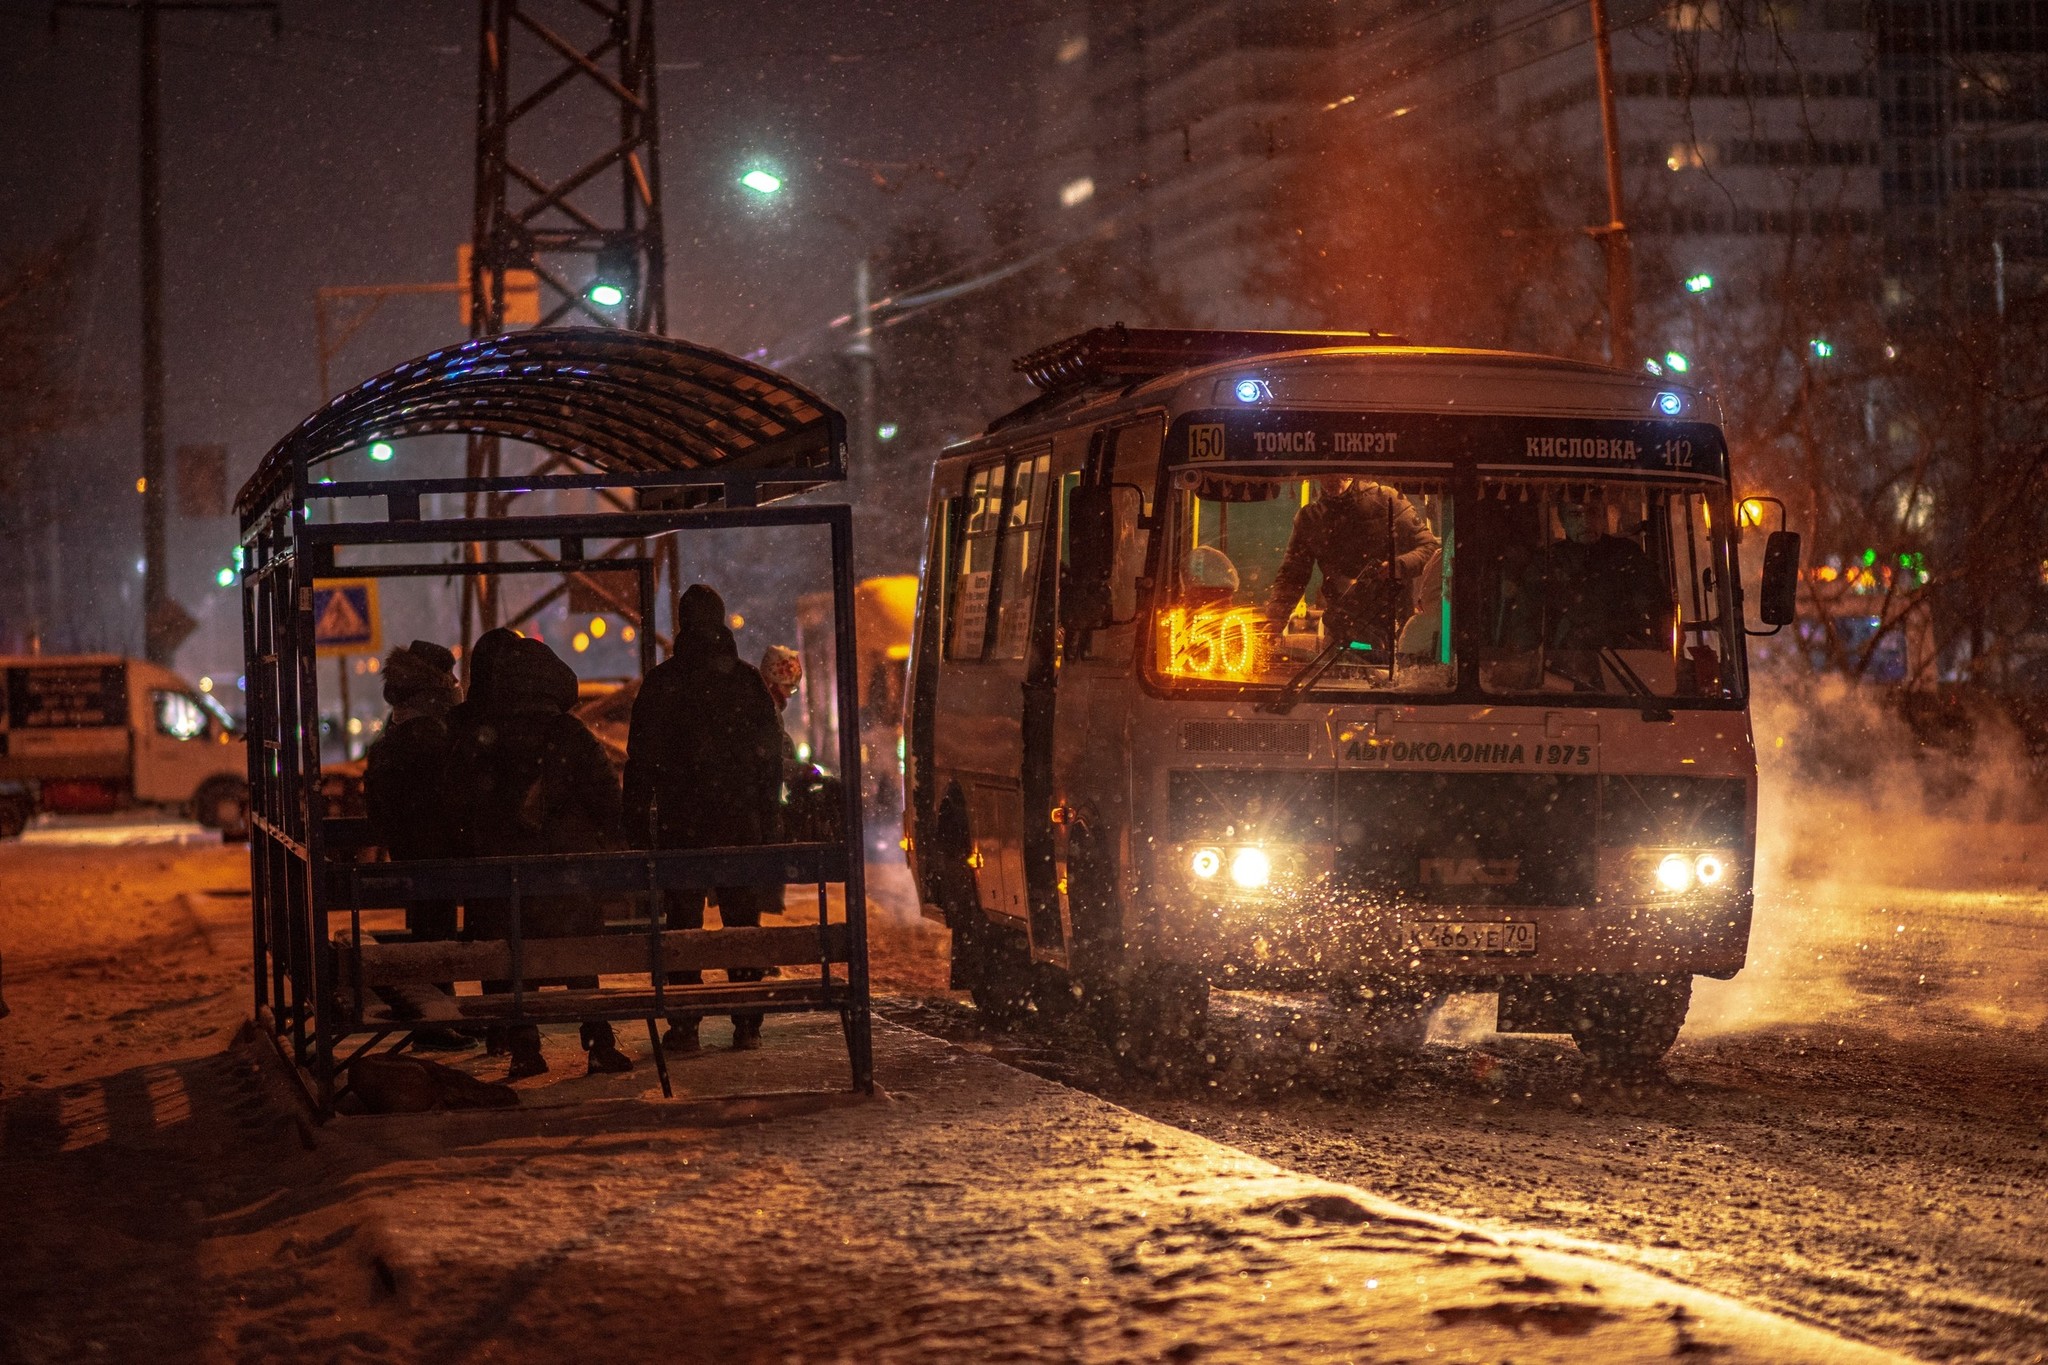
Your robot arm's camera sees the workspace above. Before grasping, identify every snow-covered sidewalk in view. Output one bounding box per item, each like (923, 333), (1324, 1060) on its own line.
(9, 1011), (1900, 1362)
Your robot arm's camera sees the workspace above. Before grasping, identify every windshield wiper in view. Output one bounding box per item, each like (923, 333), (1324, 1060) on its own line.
(1599, 646), (1674, 721)
(1260, 635), (1352, 716)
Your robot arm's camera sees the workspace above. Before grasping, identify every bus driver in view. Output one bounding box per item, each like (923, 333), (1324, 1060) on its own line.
(1263, 476), (1439, 650)
(1507, 487), (1671, 653)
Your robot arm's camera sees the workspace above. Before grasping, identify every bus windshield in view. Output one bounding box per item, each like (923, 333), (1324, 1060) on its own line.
(1472, 477), (1741, 702)
(1156, 469), (1455, 694)
(1152, 468), (1742, 703)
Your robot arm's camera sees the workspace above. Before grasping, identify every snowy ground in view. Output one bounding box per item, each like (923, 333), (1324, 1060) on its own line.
(0, 814), (2040, 1362)
(889, 814), (2048, 1365)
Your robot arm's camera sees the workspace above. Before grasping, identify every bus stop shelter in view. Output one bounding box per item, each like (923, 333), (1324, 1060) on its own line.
(235, 328), (870, 1114)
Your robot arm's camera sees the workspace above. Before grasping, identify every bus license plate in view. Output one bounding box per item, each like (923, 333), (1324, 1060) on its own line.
(1405, 921), (1537, 954)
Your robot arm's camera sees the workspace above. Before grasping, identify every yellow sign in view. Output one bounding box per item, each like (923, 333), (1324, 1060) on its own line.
(455, 245), (541, 328)
(312, 578), (383, 657)
(1158, 605), (1270, 680)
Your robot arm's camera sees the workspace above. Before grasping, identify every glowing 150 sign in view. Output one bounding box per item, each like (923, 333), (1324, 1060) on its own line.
(1159, 606), (1271, 680)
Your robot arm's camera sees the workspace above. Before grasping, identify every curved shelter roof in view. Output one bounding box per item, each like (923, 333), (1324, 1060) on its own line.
(238, 328), (845, 520)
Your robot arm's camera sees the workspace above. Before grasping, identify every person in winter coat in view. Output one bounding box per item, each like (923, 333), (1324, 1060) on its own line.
(363, 639), (469, 1050)
(1264, 478), (1440, 650)
(444, 634), (634, 1079)
(623, 584), (784, 1054)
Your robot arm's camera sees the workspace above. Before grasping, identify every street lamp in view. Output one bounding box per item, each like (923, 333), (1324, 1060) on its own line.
(586, 281), (626, 308)
(741, 169), (782, 195)
(368, 440), (394, 462)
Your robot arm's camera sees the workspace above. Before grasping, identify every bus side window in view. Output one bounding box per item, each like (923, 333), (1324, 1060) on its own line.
(992, 453), (1051, 659)
(948, 462), (1005, 660)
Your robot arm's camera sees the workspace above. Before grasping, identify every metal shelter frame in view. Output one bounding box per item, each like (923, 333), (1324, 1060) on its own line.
(238, 329), (869, 1114)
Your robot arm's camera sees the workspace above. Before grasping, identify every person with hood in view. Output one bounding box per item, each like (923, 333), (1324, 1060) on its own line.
(624, 584), (784, 1054)
(1264, 477), (1440, 650)
(444, 626), (523, 752)
(445, 633), (634, 1079)
(363, 639), (468, 1050)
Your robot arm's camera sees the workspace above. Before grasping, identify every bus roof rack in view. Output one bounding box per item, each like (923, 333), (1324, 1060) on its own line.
(1013, 325), (1406, 396)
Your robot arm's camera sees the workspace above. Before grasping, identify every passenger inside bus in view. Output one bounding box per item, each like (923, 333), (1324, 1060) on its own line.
(1476, 480), (1735, 698)
(1503, 486), (1671, 653)
(1161, 471), (1453, 692)
(1263, 477), (1439, 647)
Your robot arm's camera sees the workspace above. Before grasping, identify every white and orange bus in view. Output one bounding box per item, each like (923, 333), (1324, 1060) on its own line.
(903, 329), (1799, 1071)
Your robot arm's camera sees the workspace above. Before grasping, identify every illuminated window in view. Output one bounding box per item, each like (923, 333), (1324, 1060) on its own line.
(153, 690), (206, 741)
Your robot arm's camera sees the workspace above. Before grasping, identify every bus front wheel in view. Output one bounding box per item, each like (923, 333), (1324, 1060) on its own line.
(1569, 974), (1691, 1074)
(949, 906), (1037, 1027)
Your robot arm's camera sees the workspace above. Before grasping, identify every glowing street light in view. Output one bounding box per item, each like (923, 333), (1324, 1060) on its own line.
(368, 440), (394, 462)
(741, 169), (782, 195)
(1664, 351), (1691, 373)
(1685, 273), (1715, 293)
(587, 281), (626, 308)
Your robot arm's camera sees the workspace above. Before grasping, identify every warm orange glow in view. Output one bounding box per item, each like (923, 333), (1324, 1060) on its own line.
(1739, 498), (1767, 529)
(1158, 605), (1271, 681)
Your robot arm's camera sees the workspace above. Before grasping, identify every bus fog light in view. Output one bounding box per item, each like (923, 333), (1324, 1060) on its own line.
(1230, 846), (1272, 889)
(1655, 853), (1694, 893)
(1694, 853), (1726, 886)
(1189, 847), (1223, 880)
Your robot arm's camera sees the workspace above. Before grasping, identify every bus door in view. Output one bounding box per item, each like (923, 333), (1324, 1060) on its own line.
(934, 445), (1053, 932)
(1027, 417), (1163, 966)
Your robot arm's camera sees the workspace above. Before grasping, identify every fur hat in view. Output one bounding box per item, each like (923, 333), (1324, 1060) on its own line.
(383, 641), (459, 710)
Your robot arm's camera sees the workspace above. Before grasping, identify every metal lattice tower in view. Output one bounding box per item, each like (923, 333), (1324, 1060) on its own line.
(464, 0), (668, 641)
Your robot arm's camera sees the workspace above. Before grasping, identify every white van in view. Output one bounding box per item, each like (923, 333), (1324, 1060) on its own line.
(0, 655), (248, 839)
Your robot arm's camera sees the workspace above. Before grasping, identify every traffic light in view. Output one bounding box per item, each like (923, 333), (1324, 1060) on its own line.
(586, 243), (639, 312)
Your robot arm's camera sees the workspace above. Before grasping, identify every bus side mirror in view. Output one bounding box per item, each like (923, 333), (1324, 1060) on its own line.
(1063, 484), (1115, 631)
(1759, 530), (1800, 627)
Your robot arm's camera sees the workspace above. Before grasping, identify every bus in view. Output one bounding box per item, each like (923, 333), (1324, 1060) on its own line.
(902, 329), (1799, 1071)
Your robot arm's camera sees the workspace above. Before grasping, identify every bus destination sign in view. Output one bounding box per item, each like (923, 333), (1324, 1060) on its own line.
(1171, 411), (1727, 479)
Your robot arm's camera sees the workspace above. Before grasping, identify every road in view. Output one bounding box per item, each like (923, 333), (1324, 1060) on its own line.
(888, 850), (2048, 1363)
(1, 814), (2043, 1362)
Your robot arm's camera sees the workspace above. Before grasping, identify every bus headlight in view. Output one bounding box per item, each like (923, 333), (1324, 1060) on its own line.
(1230, 846), (1272, 889)
(1189, 847), (1223, 880)
(1655, 853), (1694, 893)
(1694, 852), (1726, 887)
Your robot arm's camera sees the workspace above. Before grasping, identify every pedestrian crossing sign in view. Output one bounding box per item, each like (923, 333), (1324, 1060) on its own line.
(312, 578), (382, 656)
